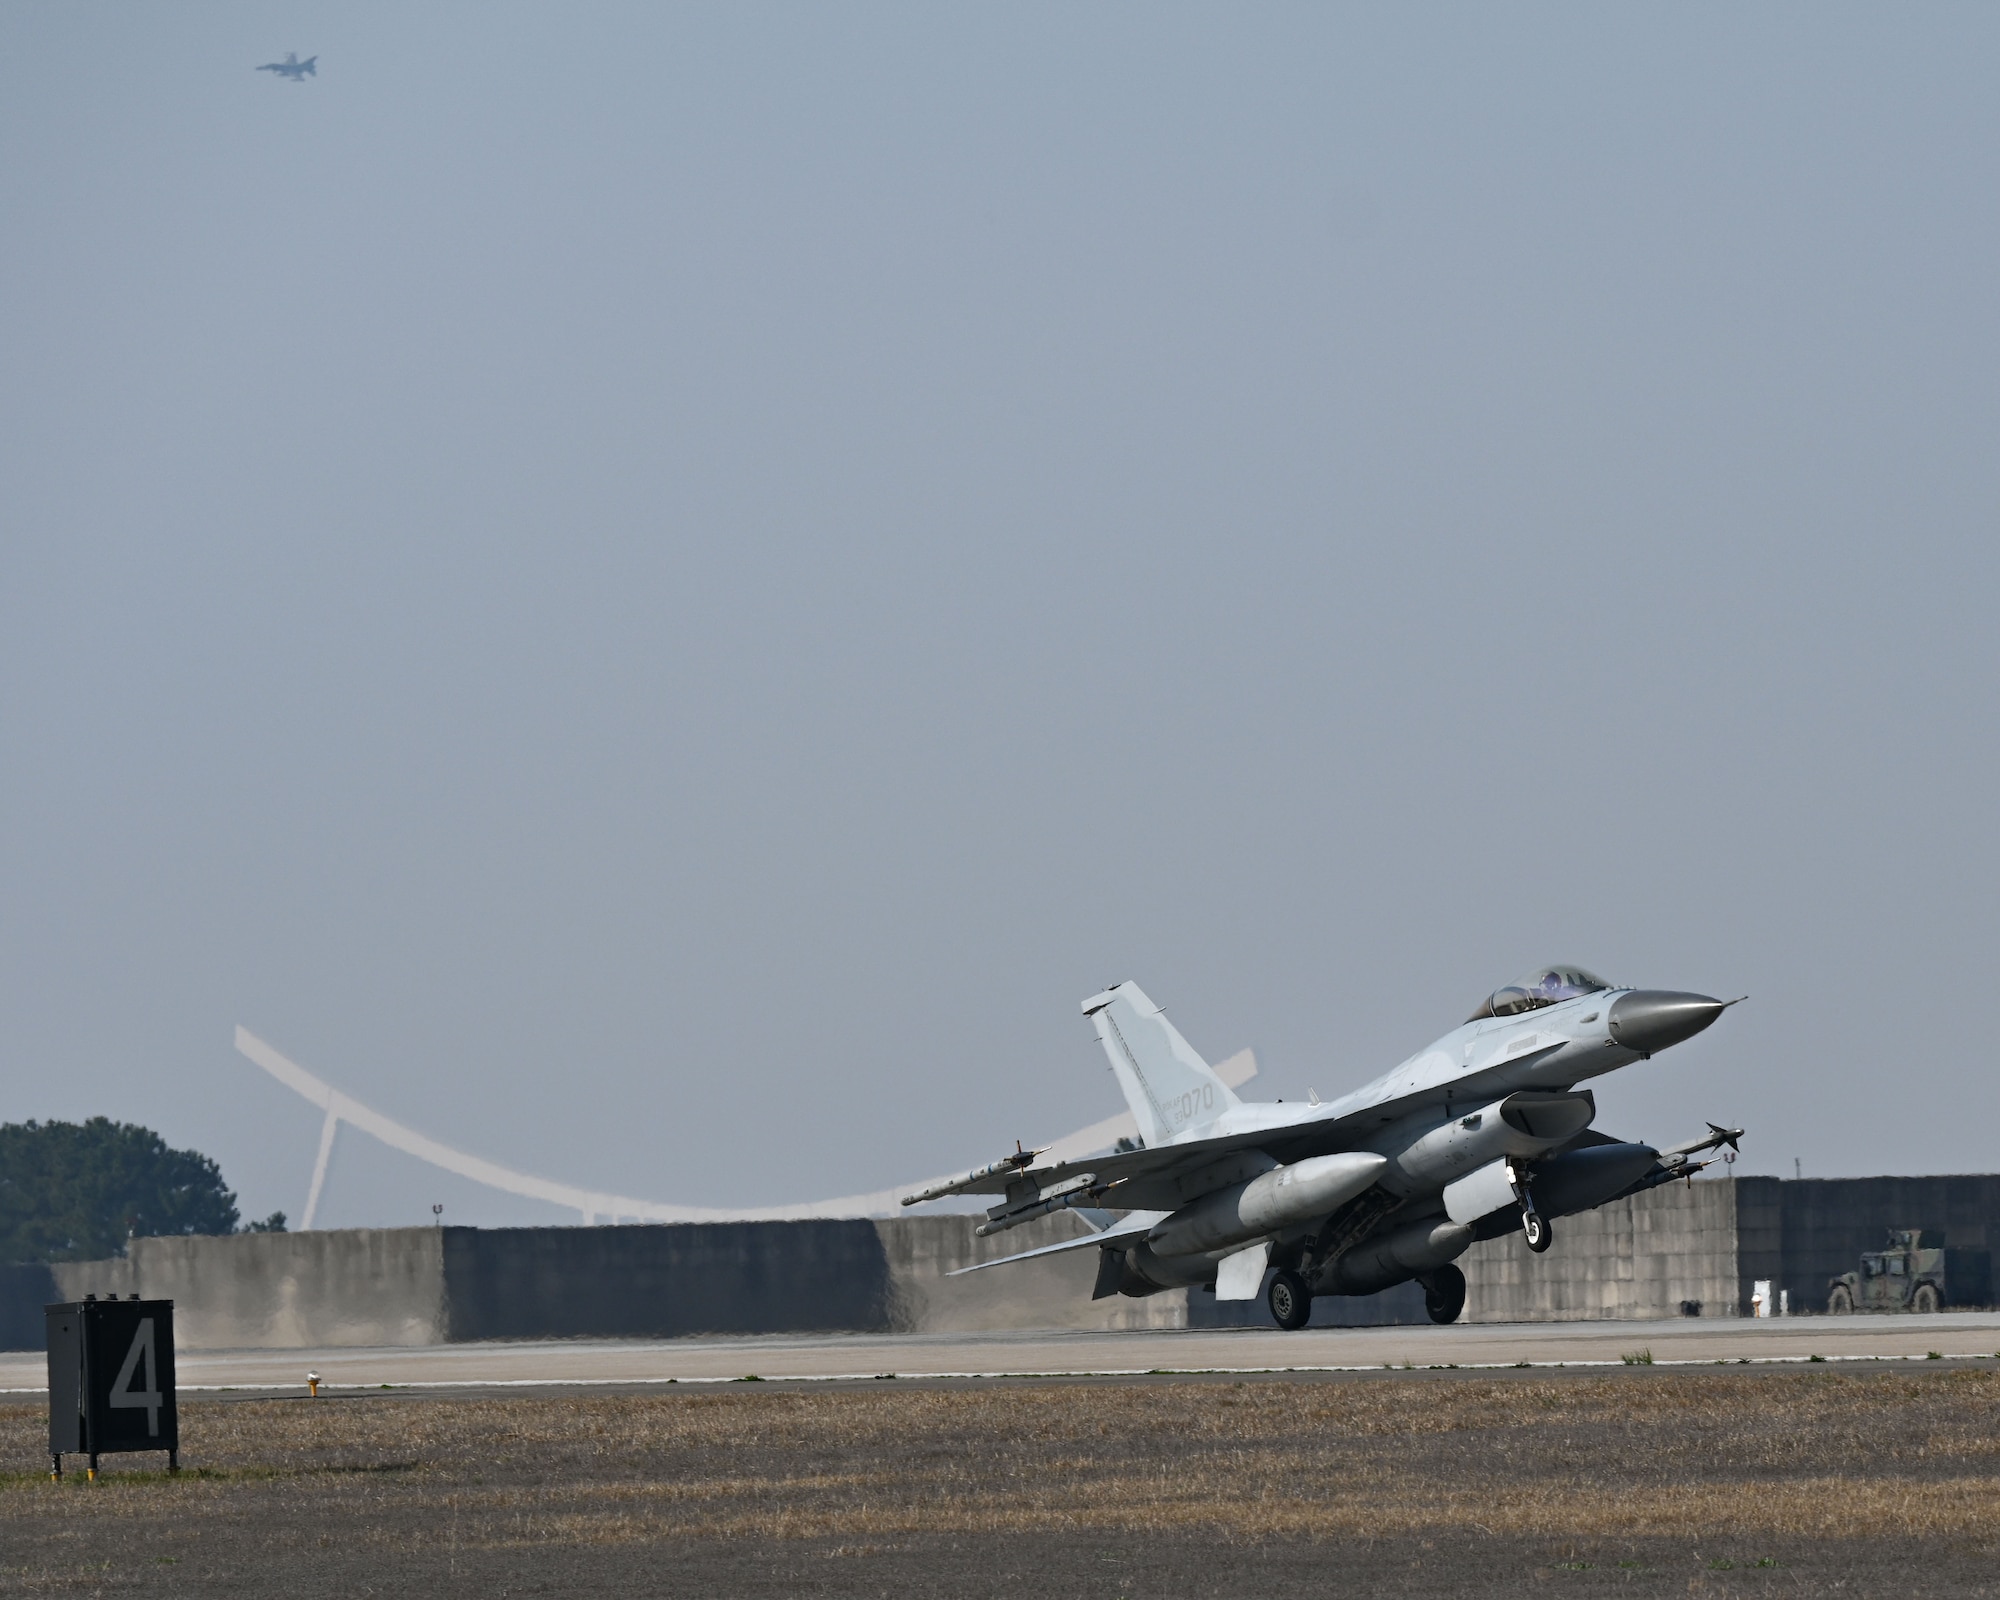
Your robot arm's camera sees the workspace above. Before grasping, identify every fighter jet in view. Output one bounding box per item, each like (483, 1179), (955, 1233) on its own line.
(257, 53), (317, 81)
(903, 968), (1742, 1327)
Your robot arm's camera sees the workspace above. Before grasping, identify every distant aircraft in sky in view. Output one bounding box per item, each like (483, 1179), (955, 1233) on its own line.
(257, 53), (317, 82)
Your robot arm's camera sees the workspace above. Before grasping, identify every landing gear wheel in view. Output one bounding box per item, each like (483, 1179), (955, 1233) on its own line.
(1421, 1263), (1467, 1325)
(1912, 1283), (1942, 1314)
(1522, 1210), (1553, 1253)
(1267, 1269), (1313, 1331)
(1828, 1284), (1854, 1314)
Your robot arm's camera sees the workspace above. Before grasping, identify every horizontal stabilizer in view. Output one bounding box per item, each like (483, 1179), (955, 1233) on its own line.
(946, 1211), (1165, 1276)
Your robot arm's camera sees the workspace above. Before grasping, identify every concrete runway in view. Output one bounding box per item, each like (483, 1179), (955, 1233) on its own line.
(7, 1311), (2000, 1394)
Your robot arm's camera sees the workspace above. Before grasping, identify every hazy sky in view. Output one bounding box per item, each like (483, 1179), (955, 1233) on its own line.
(3, 4), (1996, 1229)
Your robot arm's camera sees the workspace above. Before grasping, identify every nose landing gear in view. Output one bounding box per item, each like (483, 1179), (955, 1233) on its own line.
(1505, 1158), (1554, 1254)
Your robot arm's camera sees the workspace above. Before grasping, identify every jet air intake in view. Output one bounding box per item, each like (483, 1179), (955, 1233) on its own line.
(1147, 1152), (1386, 1258)
(1389, 1091), (1596, 1192)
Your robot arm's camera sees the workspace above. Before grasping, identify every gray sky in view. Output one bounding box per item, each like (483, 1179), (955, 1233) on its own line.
(3, 4), (1996, 1228)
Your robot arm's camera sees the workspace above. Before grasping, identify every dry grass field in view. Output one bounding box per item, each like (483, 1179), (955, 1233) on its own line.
(3, 1366), (1998, 1596)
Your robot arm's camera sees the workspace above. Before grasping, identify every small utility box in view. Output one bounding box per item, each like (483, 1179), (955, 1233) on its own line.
(45, 1297), (179, 1479)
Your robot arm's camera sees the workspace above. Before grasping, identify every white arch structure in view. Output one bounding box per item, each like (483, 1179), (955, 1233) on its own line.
(234, 1025), (1256, 1228)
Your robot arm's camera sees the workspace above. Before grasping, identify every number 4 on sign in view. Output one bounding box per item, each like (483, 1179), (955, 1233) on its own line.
(109, 1318), (163, 1437)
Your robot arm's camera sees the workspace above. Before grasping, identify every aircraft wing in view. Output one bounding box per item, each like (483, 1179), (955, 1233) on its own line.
(907, 1039), (1575, 1218)
(905, 1123), (1285, 1204)
(946, 1210), (1164, 1276)
(906, 1111), (1374, 1216)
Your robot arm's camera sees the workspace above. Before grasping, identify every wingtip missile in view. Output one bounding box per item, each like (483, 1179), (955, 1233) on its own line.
(1659, 1122), (1745, 1165)
(900, 1141), (1045, 1207)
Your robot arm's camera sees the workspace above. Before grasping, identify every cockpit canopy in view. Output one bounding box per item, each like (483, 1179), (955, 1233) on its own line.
(1467, 966), (1613, 1023)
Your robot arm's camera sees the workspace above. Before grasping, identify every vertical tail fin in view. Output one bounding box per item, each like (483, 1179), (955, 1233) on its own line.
(1082, 982), (1239, 1147)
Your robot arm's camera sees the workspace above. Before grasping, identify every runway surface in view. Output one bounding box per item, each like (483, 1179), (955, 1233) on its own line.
(7, 1310), (1999, 1394)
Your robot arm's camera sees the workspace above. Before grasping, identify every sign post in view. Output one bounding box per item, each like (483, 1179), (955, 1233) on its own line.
(45, 1297), (179, 1481)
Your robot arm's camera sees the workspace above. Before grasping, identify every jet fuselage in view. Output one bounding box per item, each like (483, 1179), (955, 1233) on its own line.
(913, 971), (1738, 1328)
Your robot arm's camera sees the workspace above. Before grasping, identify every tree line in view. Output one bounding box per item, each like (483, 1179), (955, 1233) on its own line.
(0, 1118), (284, 1263)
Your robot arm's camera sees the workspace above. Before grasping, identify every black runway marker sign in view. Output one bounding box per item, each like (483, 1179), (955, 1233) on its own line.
(46, 1298), (179, 1477)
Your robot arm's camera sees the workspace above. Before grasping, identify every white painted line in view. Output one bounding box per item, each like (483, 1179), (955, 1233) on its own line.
(2, 1346), (1990, 1397)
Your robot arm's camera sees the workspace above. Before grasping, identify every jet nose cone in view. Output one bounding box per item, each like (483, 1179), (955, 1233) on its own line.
(1608, 991), (1731, 1055)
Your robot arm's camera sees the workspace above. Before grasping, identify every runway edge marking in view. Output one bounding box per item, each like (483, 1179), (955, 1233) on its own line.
(4, 1349), (1996, 1395)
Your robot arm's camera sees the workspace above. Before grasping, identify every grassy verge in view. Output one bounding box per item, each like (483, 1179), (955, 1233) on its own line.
(1, 1370), (1996, 1593)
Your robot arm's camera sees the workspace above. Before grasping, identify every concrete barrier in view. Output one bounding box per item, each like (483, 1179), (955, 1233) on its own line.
(7, 1174), (1996, 1350)
(1737, 1174), (2000, 1316)
(877, 1214), (1184, 1333)
(1458, 1174), (1740, 1321)
(7, 1213), (1181, 1350)
(50, 1229), (448, 1349)
(440, 1220), (893, 1340)
(0, 1265), (58, 1353)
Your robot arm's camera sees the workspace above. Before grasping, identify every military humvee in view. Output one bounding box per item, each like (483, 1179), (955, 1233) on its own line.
(1827, 1228), (1990, 1313)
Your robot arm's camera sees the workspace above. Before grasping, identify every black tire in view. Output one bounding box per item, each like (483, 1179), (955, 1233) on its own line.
(1912, 1282), (1942, 1314)
(1828, 1283), (1854, 1314)
(1267, 1269), (1312, 1331)
(1523, 1210), (1553, 1254)
(1422, 1263), (1467, 1325)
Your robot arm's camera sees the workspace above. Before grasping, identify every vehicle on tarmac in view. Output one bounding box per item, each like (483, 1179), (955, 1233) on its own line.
(905, 969), (1742, 1328)
(1827, 1229), (1990, 1313)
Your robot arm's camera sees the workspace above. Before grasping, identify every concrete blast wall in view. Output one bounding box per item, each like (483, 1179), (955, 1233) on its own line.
(50, 1229), (449, 1349)
(440, 1214), (1181, 1342)
(1736, 1175), (2000, 1314)
(15, 1213), (1178, 1351)
(1459, 1176), (1741, 1322)
(878, 1216), (1183, 1334)
(9, 1175), (1997, 1350)
(1459, 1173), (2000, 1321)
(0, 1265), (59, 1353)
(439, 1222), (893, 1341)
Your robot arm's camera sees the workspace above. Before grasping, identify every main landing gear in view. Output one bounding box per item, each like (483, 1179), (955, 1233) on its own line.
(1267, 1269), (1313, 1331)
(1421, 1264), (1466, 1325)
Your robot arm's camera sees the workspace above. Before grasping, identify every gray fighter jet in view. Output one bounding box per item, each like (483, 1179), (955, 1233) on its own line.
(904, 969), (1741, 1326)
(257, 53), (317, 81)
